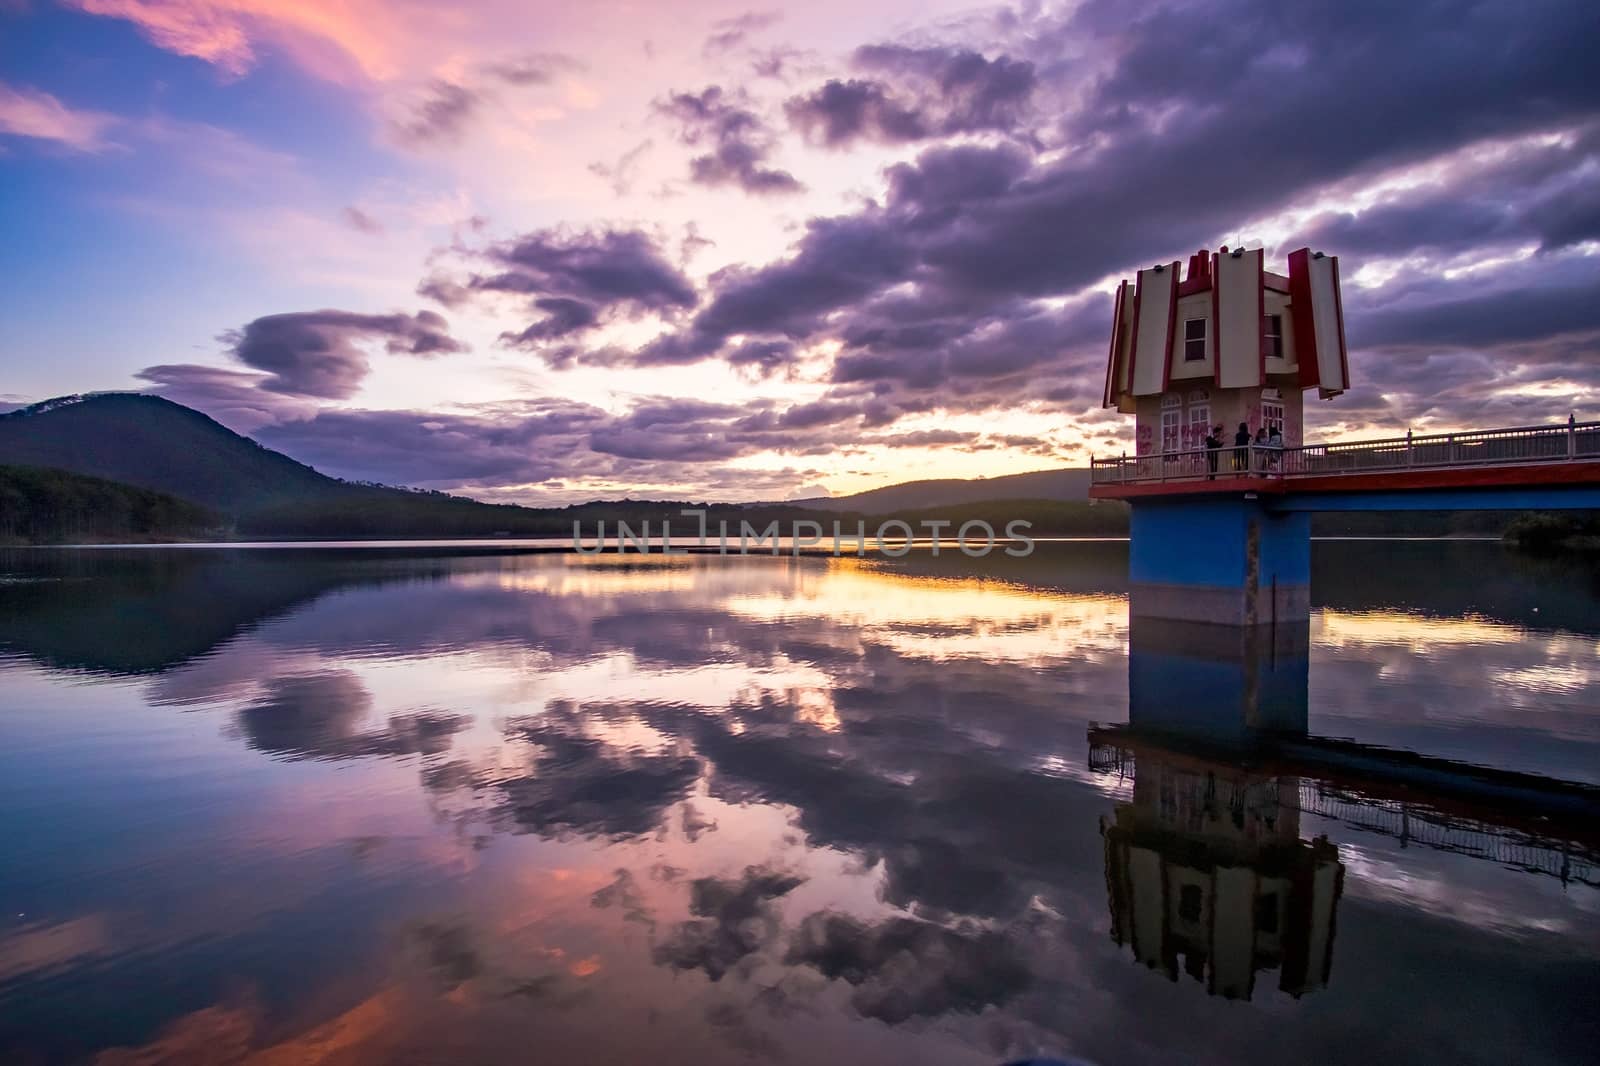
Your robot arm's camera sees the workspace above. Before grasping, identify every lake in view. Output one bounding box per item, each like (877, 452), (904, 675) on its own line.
(1, 541), (1597, 1065)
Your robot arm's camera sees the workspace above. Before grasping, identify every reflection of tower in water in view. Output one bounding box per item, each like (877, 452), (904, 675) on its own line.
(1100, 751), (1343, 1000)
(1098, 618), (1343, 1000)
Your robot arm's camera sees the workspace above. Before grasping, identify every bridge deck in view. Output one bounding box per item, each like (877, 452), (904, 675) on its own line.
(1090, 419), (1600, 500)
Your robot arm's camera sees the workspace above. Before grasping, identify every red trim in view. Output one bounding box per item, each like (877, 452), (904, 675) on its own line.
(1210, 252), (1222, 387)
(1102, 281), (1125, 408)
(1264, 271), (1291, 293)
(1176, 248), (1211, 296)
(1088, 459), (1600, 501)
(1287, 248), (1319, 390)
(1254, 248), (1266, 386)
(1127, 272), (1145, 398)
(1160, 260), (1180, 392)
(1329, 255), (1350, 393)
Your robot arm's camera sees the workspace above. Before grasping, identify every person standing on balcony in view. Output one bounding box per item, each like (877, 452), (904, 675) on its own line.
(1205, 425), (1223, 479)
(1233, 422), (1252, 472)
(1267, 425), (1283, 472)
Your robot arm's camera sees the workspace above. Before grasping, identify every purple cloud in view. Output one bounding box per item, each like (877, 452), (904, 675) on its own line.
(390, 80), (479, 145)
(427, 226), (698, 359)
(657, 85), (803, 195)
(786, 44), (1036, 147)
(222, 309), (466, 399)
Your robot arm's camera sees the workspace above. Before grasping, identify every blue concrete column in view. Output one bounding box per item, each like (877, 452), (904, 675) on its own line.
(1128, 496), (1310, 626)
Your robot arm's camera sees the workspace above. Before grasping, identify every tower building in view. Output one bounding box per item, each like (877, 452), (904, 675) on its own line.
(1102, 247), (1349, 458)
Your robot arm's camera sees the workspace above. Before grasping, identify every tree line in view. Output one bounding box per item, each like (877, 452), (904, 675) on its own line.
(0, 465), (224, 544)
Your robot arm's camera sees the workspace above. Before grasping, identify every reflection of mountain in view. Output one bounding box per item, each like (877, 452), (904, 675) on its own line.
(0, 548), (492, 675)
(1101, 752), (1342, 1000)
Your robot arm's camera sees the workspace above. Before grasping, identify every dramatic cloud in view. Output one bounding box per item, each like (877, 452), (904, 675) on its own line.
(1282, 126), (1600, 258)
(221, 309), (464, 399)
(424, 226), (698, 357)
(615, 0), (1600, 438)
(33, 0), (1600, 501)
(657, 85), (803, 195)
(0, 81), (116, 151)
(786, 45), (1036, 147)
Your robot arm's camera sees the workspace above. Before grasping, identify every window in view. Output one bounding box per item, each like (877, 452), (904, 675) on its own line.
(1264, 314), (1284, 359)
(1185, 398), (1210, 449)
(1184, 318), (1207, 362)
(1160, 403), (1182, 456)
(1261, 397), (1285, 437)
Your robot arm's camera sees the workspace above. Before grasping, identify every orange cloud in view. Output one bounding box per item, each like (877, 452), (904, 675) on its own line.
(568, 954), (603, 978)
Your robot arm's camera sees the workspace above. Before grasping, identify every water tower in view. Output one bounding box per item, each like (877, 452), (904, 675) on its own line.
(1102, 247), (1350, 458)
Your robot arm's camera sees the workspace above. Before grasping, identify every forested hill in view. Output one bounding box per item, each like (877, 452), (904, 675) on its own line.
(0, 465), (223, 544)
(0, 393), (354, 512)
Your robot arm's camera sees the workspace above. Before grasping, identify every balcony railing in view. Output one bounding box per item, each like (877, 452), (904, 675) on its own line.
(1090, 417), (1600, 485)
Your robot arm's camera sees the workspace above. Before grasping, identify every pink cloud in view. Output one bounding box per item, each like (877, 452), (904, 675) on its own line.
(0, 81), (116, 151)
(69, 0), (256, 76)
(64, 0), (506, 83)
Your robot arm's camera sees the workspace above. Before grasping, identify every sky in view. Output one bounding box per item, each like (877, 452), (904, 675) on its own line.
(1, 0), (1597, 504)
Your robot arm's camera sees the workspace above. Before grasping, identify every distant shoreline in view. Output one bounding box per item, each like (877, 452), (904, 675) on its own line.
(8, 533), (1509, 551)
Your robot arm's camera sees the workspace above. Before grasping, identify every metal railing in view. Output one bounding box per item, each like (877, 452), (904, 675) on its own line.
(1090, 416), (1600, 485)
(1088, 743), (1598, 886)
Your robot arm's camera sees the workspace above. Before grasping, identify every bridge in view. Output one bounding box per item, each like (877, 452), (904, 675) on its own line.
(1088, 418), (1600, 625)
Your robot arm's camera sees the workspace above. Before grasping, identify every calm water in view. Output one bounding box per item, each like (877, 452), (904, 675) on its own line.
(1, 542), (1597, 1065)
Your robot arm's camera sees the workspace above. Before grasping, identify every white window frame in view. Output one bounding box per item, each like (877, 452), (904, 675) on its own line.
(1160, 394), (1182, 455)
(1183, 318), (1207, 362)
(1261, 397), (1285, 437)
(1185, 397), (1211, 450)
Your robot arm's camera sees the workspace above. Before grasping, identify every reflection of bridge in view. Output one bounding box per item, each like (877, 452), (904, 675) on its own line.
(1090, 729), (1600, 889)
(1088, 419), (1600, 625)
(1093, 617), (1600, 1002)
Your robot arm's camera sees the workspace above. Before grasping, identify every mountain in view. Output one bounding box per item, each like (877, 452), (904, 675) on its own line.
(792, 467), (1094, 512)
(0, 393), (349, 513)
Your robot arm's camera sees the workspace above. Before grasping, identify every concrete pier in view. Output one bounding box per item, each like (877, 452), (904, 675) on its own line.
(1127, 496), (1310, 626)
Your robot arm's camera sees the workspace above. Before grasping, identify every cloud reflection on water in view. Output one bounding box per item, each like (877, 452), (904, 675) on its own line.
(0, 543), (1596, 1065)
